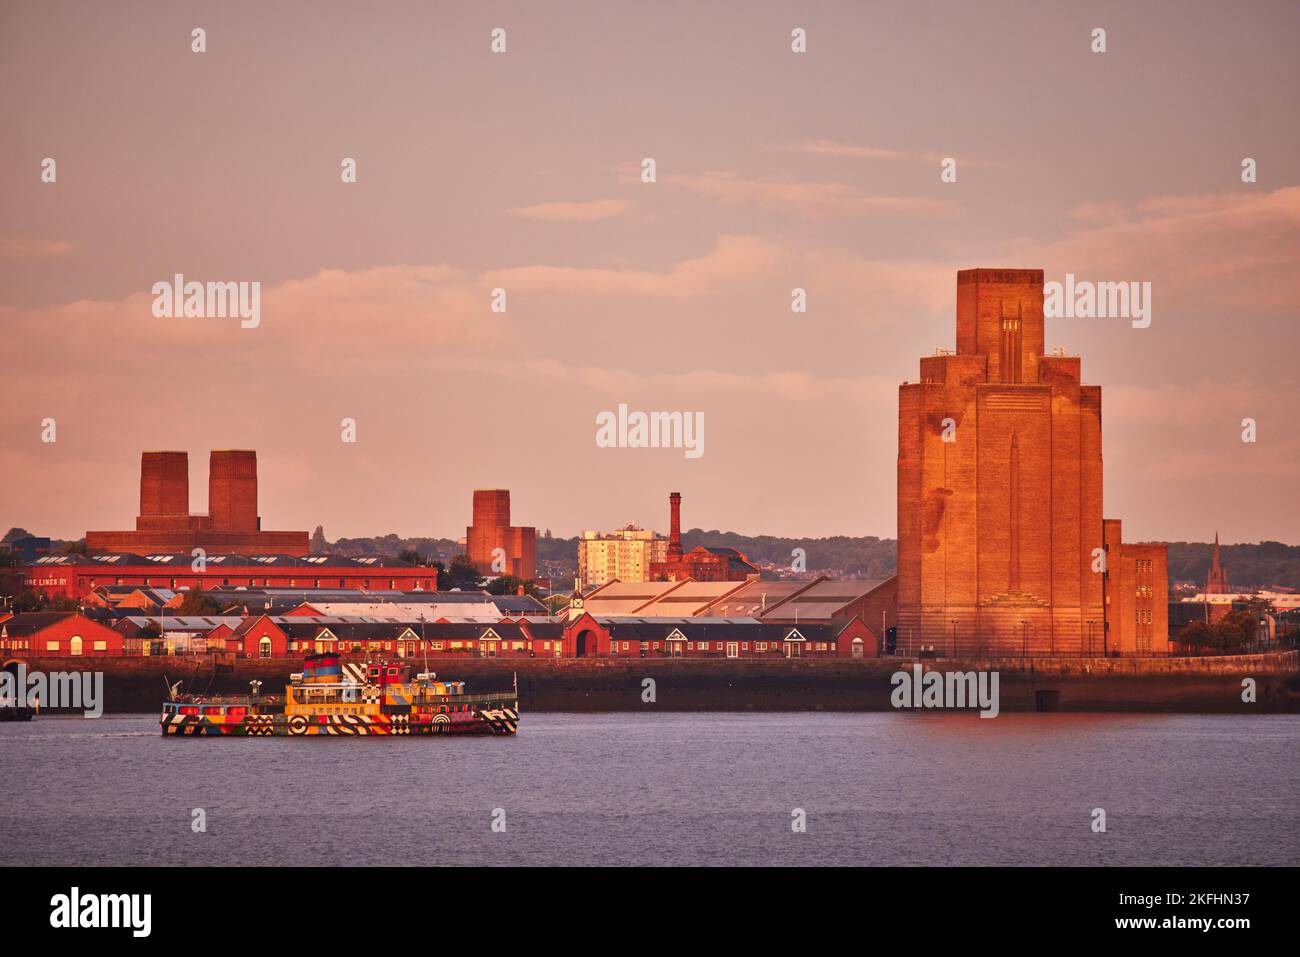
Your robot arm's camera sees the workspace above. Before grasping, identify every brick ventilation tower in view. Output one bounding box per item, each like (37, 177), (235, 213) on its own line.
(208, 450), (259, 533)
(136, 451), (190, 532)
(86, 450), (309, 555)
(896, 268), (1167, 656)
(465, 489), (537, 580)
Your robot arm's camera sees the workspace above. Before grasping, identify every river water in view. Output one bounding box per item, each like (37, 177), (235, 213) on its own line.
(1, 712), (1296, 866)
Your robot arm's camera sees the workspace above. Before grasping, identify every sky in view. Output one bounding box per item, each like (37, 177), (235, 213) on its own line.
(2, 0), (1298, 545)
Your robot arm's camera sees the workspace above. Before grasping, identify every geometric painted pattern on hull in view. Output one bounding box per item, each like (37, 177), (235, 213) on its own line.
(161, 705), (520, 737)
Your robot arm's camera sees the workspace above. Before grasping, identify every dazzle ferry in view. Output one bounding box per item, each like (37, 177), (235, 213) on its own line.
(160, 654), (519, 736)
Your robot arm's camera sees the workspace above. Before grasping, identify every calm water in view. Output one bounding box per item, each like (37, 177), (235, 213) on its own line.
(1, 712), (1296, 866)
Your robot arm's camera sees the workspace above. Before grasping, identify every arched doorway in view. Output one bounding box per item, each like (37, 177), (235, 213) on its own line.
(574, 630), (597, 658)
(258, 636), (272, 658)
(70, 636), (83, 657)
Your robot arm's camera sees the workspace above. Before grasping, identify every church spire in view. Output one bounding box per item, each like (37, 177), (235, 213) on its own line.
(1207, 531), (1229, 594)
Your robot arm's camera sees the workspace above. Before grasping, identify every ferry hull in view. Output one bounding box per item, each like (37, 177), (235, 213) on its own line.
(161, 703), (519, 736)
(160, 656), (518, 738)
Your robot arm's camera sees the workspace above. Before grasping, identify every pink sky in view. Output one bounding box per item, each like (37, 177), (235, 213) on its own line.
(2, 0), (1298, 545)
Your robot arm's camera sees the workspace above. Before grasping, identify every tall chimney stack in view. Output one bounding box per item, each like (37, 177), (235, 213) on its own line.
(137, 451), (189, 528)
(208, 450), (259, 532)
(667, 491), (683, 558)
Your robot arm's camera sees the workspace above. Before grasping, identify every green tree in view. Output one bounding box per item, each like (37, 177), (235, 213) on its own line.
(484, 575), (540, 597)
(445, 554), (482, 591)
(9, 590), (78, 613)
(1214, 609), (1256, 649)
(1177, 620), (1215, 649)
(176, 587), (221, 617)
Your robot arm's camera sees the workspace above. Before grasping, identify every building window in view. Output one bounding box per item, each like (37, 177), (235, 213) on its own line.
(70, 636), (83, 656)
(46, 640), (60, 652)
(259, 636), (272, 658)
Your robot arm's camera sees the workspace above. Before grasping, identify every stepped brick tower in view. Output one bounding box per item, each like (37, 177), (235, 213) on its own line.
(896, 268), (1166, 655)
(466, 489), (537, 580)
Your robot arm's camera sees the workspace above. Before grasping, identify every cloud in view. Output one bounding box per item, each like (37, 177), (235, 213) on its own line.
(776, 140), (905, 160)
(775, 140), (1002, 171)
(0, 237), (77, 259)
(0, 263), (508, 386)
(510, 199), (633, 222)
(485, 234), (788, 298)
(670, 171), (950, 219)
(1015, 186), (1300, 312)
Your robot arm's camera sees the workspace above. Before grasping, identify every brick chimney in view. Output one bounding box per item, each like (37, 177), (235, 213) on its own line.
(667, 491), (683, 558)
(137, 451), (189, 529)
(208, 450), (259, 532)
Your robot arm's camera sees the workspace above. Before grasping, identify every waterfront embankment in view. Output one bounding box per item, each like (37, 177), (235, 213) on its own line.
(6, 651), (1297, 713)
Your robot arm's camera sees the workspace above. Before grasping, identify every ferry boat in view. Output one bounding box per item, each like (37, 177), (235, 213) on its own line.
(160, 654), (518, 736)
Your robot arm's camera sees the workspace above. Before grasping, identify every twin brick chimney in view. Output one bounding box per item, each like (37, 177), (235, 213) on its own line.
(86, 450), (308, 555)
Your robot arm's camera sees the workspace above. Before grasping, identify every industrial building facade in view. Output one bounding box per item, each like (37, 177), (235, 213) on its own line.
(649, 492), (757, 582)
(19, 553), (440, 600)
(896, 268), (1168, 656)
